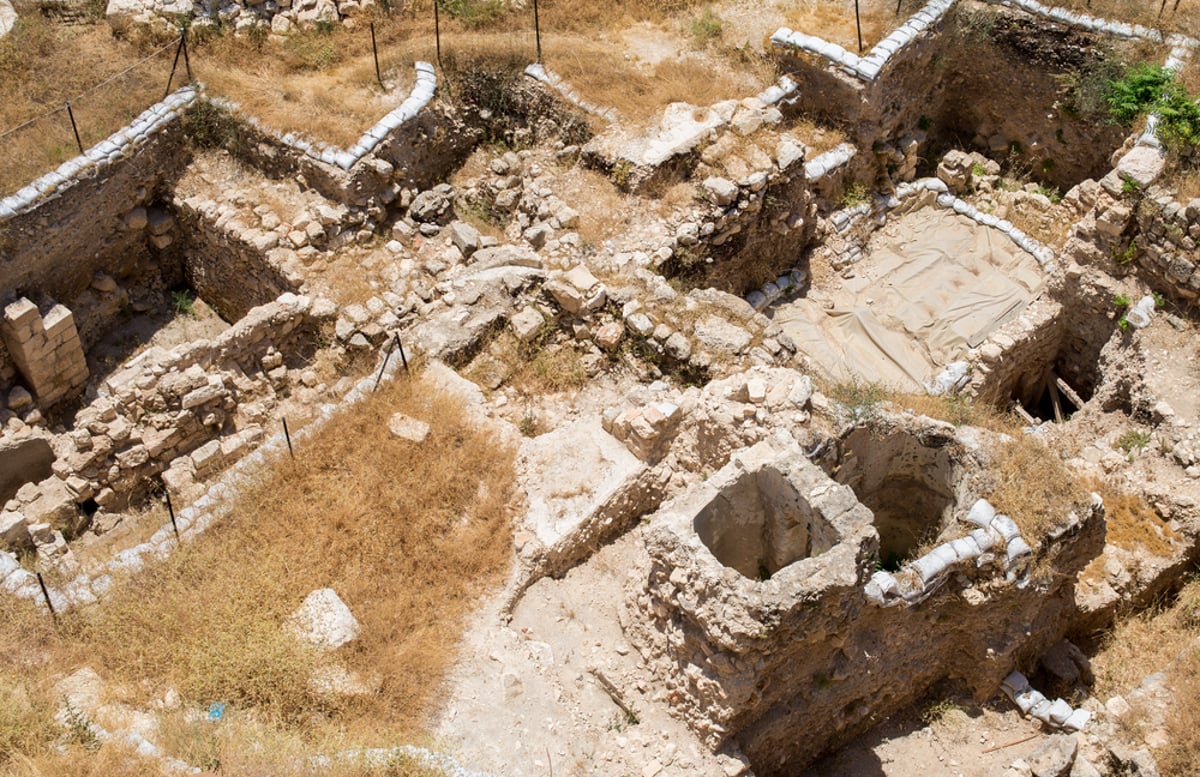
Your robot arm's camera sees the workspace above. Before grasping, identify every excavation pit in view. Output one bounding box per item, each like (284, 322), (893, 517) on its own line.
(86, 287), (229, 385)
(825, 427), (961, 570)
(694, 464), (841, 580)
(771, 207), (1046, 392)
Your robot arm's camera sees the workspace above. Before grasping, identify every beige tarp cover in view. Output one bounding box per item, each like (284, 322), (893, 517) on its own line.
(774, 209), (1045, 391)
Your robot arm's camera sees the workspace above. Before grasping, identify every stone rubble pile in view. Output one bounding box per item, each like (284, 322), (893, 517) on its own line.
(107, 0), (379, 34)
(583, 76), (799, 194)
(0, 294), (334, 560)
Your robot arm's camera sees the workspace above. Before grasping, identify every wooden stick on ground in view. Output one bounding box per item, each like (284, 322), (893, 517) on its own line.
(1054, 374), (1086, 411)
(1012, 402), (1038, 426)
(590, 668), (638, 722)
(1047, 379), (1065, 424)
(982, 732), (1040, 754)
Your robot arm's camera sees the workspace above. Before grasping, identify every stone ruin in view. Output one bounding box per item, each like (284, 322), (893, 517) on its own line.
(3, 0), (1200, 774)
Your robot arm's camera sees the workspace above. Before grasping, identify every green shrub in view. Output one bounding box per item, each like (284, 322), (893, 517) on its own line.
(1107, 62), (1174, 124)
(1106, 63), (1200, 152)
(1155, 83), (1200, 150)
(839, 183), (871, 208)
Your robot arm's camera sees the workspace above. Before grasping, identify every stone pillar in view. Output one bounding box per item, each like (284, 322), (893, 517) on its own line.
(0, 297), (89, 408)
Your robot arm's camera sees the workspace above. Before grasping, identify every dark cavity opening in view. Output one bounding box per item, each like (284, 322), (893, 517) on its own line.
(824, 429), (959, 571)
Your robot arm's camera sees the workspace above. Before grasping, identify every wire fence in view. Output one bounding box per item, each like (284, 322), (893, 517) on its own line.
(0, 35), (189, 198)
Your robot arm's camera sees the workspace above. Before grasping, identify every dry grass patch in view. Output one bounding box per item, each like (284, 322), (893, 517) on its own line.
(788, 115), (847, 156)
(890, 392), (1023, 434)
(783, 0), (925, 52)
(1087, 578), (1200, 774)
(540, 38), (770, 124)
(986, 434), (1091, 541)
(468, 330), (589, 397)
(193, 25), (418, 148)
(1086, 478), (1179, 558)
(0, 367), (516, 771)
(0, 18), (171, 195)
(555, 166), (640, 245)
(1167, 163), (1200, 203)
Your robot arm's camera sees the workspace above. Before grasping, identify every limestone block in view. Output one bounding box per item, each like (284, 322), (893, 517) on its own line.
(1116, 145), (1165, 188)
(3, 298), (39, 336)
(181, 382), (225, 409)
(546, 279), (585, 315)
(23, 478), (77, 532)
(289, 588), (360, 650)
(510, 307), (545, 343)
(0, 510), (29, 549)
(703, 177), (738, 206)
(0, 0), (15, 39)
(694, 316), (752, 355)
(448, 221), (481, 259)
(594, 322), (624, 352)
(388, 413), (430, 443)
(190, 440), (221, 471)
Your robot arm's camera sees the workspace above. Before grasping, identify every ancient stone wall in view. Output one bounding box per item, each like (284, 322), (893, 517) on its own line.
(1130, 188), (1200, 302)
(174, 198), (305, 322)
(0, 298), (88, 408)
(0, 88), (196, 401)
(210, 64), (477, 210)
(773, 1), (1160, 192)
(0, 88), (195, 306)
(0, 293), (334, 555)
(623, 429), (1105, 775)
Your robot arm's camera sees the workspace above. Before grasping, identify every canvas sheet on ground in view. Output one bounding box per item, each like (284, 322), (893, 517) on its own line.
(773, 208), (1046, 391)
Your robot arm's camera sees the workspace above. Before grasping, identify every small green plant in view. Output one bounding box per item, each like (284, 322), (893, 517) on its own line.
(1113, 292), (1132, 309)
(688, 7), (723, 42)
(1121, 175), (1142, 195)
(1113, 239), (1138, 264)
(607, 703), (640, 731)
(185, 100), (244, 151)
(611, 159), (634, 191)
(828, 379), (885, 422)
(173, 289), (196, 316)
(1035, 184), (1062, 202)
(839, 183), (871, 209)
(1118, 316), (1131, 332)
(921, 698), (962, 726)
(1115, 429), (1153, 453)
(970, 163), (987, 178)
(62, 702), (101, 752)
(1108, 62), (1174, 124)
(441, 0), (505, 29)
(1153, 291), (1167, 308)
(519, 407), (539, 437)
(1107, 62), (1200, 152)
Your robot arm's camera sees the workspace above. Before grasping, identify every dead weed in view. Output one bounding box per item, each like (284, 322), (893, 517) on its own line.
(0, 367), (516, 771)
(986, 435), (1091, 542)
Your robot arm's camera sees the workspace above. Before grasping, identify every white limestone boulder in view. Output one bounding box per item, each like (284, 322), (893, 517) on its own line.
(289, 588), (361, 651)
(0, 0), (17, 39)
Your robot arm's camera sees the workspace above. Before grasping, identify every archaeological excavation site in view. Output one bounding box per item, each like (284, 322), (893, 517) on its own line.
(5, 0), (1200, 774)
